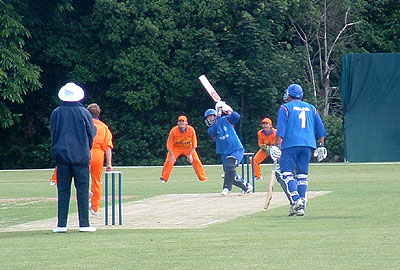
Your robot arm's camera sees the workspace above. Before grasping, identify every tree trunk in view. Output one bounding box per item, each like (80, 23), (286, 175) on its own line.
(321, 72), (331, 116)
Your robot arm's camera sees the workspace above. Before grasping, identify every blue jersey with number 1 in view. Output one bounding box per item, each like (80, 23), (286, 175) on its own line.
(276, 100), (327, 150)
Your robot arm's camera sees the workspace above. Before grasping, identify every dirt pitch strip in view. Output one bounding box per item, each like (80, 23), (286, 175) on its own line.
(1, 191), (330, 232)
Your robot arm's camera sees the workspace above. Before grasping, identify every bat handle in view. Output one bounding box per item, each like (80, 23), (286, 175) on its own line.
(272, 160), (278, 171)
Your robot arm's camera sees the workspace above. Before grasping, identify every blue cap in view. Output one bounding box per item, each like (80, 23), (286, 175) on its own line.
(287, 84), (303, 99)
(204, 109), (217, 117)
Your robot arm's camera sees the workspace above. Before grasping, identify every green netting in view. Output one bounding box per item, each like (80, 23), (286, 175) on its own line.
(340, 53), (400, 162)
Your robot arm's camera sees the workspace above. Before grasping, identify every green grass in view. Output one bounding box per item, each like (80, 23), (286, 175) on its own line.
(0, 163), (399, 269)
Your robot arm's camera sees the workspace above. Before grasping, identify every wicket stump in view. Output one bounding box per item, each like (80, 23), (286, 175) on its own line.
(242, 152), (255, 192)
(105, 171), (122, 225)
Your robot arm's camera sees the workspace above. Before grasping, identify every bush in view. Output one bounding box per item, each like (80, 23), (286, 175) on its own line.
(323, 114), (344, 162)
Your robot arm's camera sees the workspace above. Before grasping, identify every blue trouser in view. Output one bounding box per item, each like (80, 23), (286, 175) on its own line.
(279, 146), (311, 175)
(56, 163), (90, 227)
(221, 148), (248, 191)
(278, 146), (312, 203)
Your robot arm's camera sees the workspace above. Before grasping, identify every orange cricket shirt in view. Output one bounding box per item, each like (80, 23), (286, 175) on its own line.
(92, 118), (113, 151)
(167, 125), (197, 149)
(258, 128), (277, 147)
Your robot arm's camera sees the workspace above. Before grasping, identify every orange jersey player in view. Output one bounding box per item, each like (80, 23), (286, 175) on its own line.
(160, 115), (207, 183)
(87, 103), (113, 215)
(252, 117), (277, 180)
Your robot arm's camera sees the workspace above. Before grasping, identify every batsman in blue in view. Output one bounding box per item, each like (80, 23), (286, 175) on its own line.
(204, 101), (253, 196)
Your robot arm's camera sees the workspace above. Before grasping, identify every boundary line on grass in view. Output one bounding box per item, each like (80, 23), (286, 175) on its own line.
(1, 162), (399, 172)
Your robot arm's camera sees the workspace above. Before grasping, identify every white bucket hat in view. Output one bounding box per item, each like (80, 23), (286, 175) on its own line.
(58, 82), (85, 102)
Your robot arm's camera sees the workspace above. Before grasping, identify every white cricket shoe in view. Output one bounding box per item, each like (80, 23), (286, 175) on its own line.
(79, 226), (97, 232)
(288, 205), (297, 216)
(160, 179), (166, 183)
(52, 227), (67, 233)
(246, 183), (253, 193)
(221, 188), (229, 196)
(49, 180), (57, 186)
(239, 183), (253, 196)
(90, 208), (98, 216)
(289, 198), (307, 216)
(294, 198), (307, 211)
(296, 209), (305, 216)
(255, 176), (263, 181)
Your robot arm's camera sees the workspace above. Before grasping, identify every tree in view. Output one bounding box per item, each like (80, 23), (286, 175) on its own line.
(288, 0), (362, 116)
(0, 1), (41, 128)
(357, 0), (400, 53)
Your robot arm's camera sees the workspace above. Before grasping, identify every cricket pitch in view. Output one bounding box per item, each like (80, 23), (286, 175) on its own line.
(1, 191), (330, 232)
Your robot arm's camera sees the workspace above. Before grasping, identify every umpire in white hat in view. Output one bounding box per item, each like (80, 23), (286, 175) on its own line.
(50, 82), (97, 233)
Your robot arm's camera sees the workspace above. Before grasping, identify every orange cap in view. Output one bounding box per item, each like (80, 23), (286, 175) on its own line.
(178, 115), (188, 121)
(261, 117), (272, 125)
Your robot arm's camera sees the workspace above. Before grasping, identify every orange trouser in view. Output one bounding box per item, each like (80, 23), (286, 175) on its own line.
(161, 148), (207, 182)
(89, 148), (105, 212)
(252, 149), (268, 179)
(50, 168), (58, 184)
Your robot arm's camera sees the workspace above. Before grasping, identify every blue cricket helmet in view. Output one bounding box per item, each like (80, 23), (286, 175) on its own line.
(287, 84), (303, 99)
(204, 108), (217, 127)
(204, 109), (217, 118)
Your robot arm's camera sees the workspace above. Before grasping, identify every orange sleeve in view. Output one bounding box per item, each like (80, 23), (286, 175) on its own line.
(166, 127), (176, 150)
(103, 126), (113, 150)
(257, 130), (264, 146)
(189, 126), (197, 148)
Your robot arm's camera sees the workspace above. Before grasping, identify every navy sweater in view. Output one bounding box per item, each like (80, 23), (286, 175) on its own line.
(50, 102), (96, 165)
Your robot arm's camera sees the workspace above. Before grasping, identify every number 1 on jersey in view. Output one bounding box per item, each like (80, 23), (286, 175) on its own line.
(299, 110), (306, 128)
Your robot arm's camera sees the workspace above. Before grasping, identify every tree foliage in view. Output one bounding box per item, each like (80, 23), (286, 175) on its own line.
(357, 0), (400, 52)
(0, 0), (398, 168)
(0, 1), (41, 128)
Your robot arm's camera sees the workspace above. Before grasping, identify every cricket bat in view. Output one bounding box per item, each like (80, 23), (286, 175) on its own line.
(199, 75), (221, 103)
(264, 160), (278, 210)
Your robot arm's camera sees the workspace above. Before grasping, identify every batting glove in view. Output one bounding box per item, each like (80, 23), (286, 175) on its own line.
(215, 101), (226, 112)
(221, 103), (232, 114)
(269, 145), (281, 161)
(314, 143), (327, 162)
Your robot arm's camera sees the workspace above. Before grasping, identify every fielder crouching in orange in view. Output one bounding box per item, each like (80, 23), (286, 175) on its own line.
(87, 103), (113, 215)
(160, 115), (207, 183)
(252, 117), (277, 180)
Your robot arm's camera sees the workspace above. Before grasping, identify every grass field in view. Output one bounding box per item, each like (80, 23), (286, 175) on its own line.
(0, 163), (399, 269)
